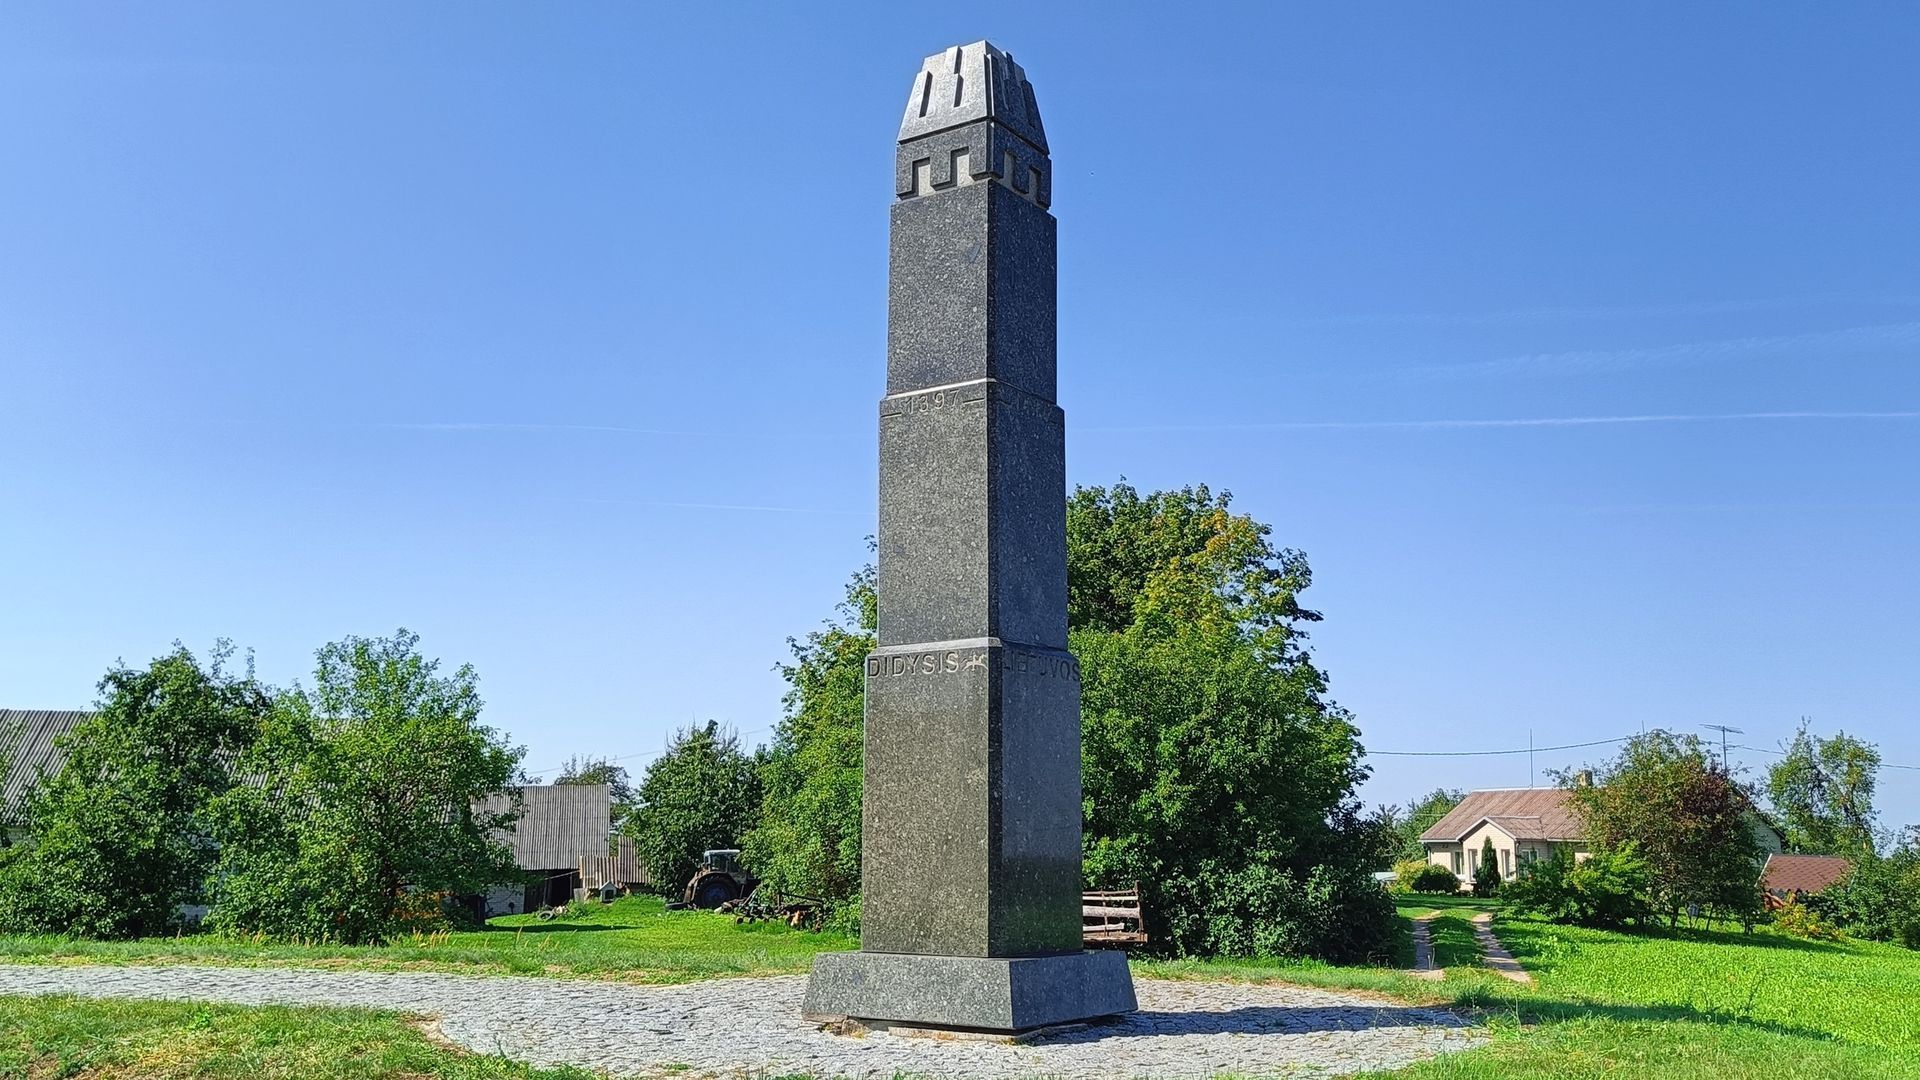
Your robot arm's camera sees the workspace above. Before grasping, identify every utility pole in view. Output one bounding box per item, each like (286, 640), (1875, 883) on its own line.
(1703, 724), (1743, 771)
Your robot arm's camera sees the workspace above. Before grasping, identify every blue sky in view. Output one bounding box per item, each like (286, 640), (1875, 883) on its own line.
(3, 4), (1917, 831)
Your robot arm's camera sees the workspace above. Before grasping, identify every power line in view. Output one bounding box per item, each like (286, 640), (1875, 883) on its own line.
(1733, 743), (1920, 771)
(1368, 735), (1633, 758)
(521, 725), (775, 778)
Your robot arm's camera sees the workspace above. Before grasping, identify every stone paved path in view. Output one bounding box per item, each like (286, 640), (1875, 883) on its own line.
(1469, 914), (1533, 984)
(0, 964), (1485, 1078)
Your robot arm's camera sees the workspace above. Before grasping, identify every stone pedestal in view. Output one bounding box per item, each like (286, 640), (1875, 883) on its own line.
(802, 950), (1135, 1032)
(800, 40), (1136, 1034)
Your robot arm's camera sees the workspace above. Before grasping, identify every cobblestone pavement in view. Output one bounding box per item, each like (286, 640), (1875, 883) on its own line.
(0, 964), (1486, 1078)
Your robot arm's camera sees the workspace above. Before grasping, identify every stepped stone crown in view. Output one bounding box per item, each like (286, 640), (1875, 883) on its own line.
(894, 41), (1052, 207)
(897, 40), (1047, 151)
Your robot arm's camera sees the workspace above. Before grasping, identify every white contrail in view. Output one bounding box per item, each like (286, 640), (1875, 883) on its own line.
(561, 497), (862, 515)
(1282, 294), (1920, 328)
(1080, 410), (1920, 434)
(1406, 322), (1920, 380)
(370, 421), (719, 436)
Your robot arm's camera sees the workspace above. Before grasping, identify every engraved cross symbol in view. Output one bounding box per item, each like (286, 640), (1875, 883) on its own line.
(962, 652), (989, 671)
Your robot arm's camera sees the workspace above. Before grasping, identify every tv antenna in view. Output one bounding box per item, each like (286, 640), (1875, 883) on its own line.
(1703, 724), (1743, 770)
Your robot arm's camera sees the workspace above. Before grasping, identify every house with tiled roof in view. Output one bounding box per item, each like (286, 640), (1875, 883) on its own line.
(1419, 787), (1589, 887)
(1760, 853), (1852, 906)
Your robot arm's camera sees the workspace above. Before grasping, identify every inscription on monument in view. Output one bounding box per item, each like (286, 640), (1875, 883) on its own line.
(881, 384), (988, 420)
(866, 646), (1080, 683)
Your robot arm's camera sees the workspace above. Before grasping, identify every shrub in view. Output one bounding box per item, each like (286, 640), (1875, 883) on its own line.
(1472, 838), (1502, 898)
(1162, 858), (1398, 965)
(1503, 845), (1655, 929)
(1772, 898), (1845, 942)
(1410, 863), (1460, 894)
(1813, 850), (1920, 949)
(1390, 858), (1430, 893)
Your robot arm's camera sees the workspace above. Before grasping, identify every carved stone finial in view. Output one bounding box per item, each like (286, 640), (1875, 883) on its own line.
(897, 40), (1047, 153)
(894, 41), (1052, 207)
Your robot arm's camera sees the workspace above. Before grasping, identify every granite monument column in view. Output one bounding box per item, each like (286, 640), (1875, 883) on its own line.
(802, 40), (1137, 1034)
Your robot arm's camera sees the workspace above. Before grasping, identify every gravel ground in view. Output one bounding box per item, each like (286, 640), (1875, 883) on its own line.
(0, 964), (1486, 1078)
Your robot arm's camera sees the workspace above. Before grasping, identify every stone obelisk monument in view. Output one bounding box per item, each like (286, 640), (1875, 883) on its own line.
(802, 41), (1137, 1033)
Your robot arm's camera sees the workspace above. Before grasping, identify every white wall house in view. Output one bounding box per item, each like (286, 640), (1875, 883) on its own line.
(1420, 787), (1588, 887)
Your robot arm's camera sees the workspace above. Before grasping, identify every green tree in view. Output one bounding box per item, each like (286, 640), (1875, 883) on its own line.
(554, 755), (636, 835)
(742, 566), (872, 907)
(1395, 788), (1465, 862)
(208, 631), (522, 943)
(1071, 483), (1394, 962)
(1472, 837), (1501, 897)
(752, 483), (1394, 961)
(0, 643), (269, 938)
(625, 721), (763, 894)
(1813, 846), (1920, 949)
(1768, 722), (1880, 857)
(1565, 731), (1766, 929)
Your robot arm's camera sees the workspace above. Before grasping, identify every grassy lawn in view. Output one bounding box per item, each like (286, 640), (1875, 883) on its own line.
(0, 995), (599, 1080)
(0, 895), (854, 984)
(1394, 893), (1501, 921)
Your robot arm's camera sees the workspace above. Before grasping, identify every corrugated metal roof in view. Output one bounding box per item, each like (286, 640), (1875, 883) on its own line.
(1761, 853), (1852, 896)
(1420, 788), (1585, 843)
(0, 709), (91, 818)
(477, 784), (611, 871)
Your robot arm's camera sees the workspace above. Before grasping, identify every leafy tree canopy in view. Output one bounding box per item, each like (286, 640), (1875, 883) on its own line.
(743, 566), (871, 906)
(1768, 721), (1881, 857)
(208, 630), (522, 943)
(625, 720), (762, 894)
(1393, 787), (1465, 862)
(0, 642), (269, 938)
(555, 755), (637, 833)
(1563, 730), (1766, 929)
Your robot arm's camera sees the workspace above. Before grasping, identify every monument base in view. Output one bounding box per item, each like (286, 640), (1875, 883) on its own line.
(802, 950), (1136, 1033)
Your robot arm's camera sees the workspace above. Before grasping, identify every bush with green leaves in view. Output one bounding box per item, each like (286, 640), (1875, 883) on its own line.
(1409, 862), (1460, 894)
(1501, 844), (1655, 929)
(1389, 857), (1428, 892)
(1160, 857), (1398, 964)
(1812, 848), (1920, 949)
(207, 631), (522, 943)
(1771, 898), (1845, 941)
(0, 643), (268, 938)
(1471, 837), (1502, 898)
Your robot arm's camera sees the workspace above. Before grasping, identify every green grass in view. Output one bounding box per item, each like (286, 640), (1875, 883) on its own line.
(1428, 914), (1485, 969)
(0, 994), (600, 1079)
(1147, 912), (1920, 1079)
(1395, 893), (1502, 920)
(0, 895), (854, 984)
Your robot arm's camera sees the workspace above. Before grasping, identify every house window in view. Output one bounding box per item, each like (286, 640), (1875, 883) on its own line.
(1500, 848), (1511, 878)
(1451, 851), (1462, 875)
